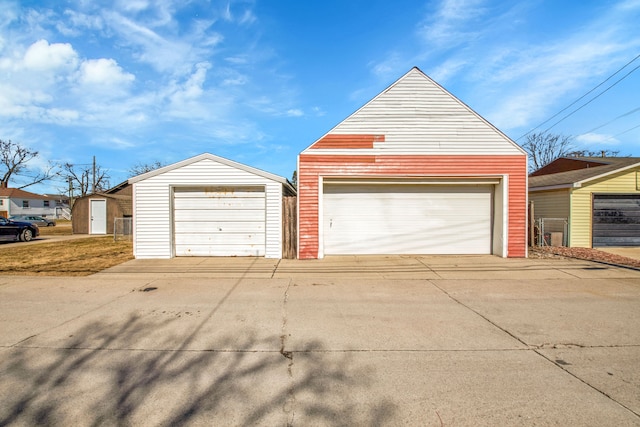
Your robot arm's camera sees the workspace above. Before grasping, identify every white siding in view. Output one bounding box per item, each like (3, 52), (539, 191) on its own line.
(303, 68), (524, 156)
(132, 158), (284, 259)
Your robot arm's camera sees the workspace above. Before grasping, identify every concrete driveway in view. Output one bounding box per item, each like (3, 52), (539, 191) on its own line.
(1, 255), (639, 426)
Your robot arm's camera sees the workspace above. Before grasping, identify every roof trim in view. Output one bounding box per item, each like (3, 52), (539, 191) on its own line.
(301, 66), (527, 156)
(575, 161), (640, 186)
(128, 152), (296, 193)
(529, 184), (574, 192)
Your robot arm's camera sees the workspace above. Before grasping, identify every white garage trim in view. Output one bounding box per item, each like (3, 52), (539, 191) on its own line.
(319, 178), (507, 257)
(172, 186), (266, 257)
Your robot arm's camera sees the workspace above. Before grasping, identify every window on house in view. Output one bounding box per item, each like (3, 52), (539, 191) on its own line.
(44, 200), (50, 207)
(22, 200), (29, 208)
(0, 199), (3, 206)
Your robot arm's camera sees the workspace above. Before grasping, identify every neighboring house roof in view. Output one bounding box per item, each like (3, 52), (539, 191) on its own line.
(529, 157), (640, 191)
(128, 152), (296, 194)
(0, 187), (53, 200)
(105, 180), (130, 194)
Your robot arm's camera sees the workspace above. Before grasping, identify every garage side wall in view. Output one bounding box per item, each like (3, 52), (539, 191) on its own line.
(132, 159), (284, 259)
(298, 154), (527, 259)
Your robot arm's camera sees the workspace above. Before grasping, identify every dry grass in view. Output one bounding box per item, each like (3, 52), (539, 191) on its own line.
(0, 236), (133, 276)
(38, 219), (73, 236)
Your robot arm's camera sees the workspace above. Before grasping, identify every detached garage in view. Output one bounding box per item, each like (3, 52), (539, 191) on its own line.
(529, 156), (640, 248)
(129, 153), (295, 259)
(298, 67), (528, 259)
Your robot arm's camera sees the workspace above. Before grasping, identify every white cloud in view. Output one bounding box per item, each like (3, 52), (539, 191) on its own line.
(286, 109), (303, 117)
(418, 0), (486, 48)
(23, 39), (78, 71)
(79, 58), (135, 86)
(575, 133), (618, 145)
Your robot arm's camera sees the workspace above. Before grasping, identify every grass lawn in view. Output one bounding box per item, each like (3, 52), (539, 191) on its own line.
(0, 220), (133, 276)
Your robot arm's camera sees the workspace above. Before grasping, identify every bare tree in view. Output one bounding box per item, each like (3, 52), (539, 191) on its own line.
(0, 139), (58, 189)
(128, 160), (166, 177)
(567, 149), (621, 158)
(521, 132), (574, 171)
(62, 162), (110, 197)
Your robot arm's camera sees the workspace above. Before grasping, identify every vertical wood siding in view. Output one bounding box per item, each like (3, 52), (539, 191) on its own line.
(570, 168), (640, 247)
(298, 154), (527, 258)
(133, 158), (284, 259)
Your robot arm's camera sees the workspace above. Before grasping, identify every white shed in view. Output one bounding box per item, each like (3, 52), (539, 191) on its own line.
(129, 153), (295, 259)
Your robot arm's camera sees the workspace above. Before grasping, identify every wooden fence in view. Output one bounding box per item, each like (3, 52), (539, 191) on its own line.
(282, 196), (297, 259)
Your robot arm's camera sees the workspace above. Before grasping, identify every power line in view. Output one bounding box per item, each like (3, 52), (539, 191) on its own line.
(517, 52), (640, 140)
(579, 106), (640, 135)
(539, 62), (640, 134)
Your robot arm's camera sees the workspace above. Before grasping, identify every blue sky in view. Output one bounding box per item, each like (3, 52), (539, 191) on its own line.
(1, 0), (640, 193)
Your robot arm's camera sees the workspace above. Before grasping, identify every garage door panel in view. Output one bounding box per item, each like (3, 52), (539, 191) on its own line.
(593, 194), (640, 247)
(174, 209), (265, 222)
(173, 186), (266, 256)
(174, 244), (265, 257)
(175, 233), (265, 245)
(173, 221), (265, 234)
(324, 184), (492, 255)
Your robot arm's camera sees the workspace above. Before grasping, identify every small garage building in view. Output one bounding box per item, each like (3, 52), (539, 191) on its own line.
(71, 182), (132, 235)
(529, 156), (640, 247)
(129, 153), (295, 259)
(298, 67), (528, 259)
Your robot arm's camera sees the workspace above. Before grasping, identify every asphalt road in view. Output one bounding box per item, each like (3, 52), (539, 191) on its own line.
(1, 255), (639, 426)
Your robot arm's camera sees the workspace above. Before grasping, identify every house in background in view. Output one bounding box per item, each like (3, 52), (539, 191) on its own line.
(129, 153), (296, 259)
(0, 187), (58, 219)
(529, 156), (640, 247)
(71, 181), (132, 234)
(297, 67), (528, 259)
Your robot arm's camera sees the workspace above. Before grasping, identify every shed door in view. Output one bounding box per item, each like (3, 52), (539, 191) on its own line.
(173, 186), (266, 256)
(323, 184), (492, 255)
(90, 199), (107, 234)
(592, 194), (640, 247)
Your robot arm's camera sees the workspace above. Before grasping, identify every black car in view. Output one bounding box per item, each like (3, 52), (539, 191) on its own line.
(0, 217), (40, 242)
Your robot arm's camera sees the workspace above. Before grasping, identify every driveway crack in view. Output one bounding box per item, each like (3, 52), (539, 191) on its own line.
(280, 279), (296, 425)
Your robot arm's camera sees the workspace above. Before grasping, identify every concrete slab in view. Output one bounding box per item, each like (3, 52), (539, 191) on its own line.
(98, 257), (280, 279)
(538, 346), (640, 415)
(0, 276), (149, 346)
(291, 350), (639, 426)
(434, 278), (640, 347)
(599, 246), (640, 261)
(284, 278), (525, 351)
(0, 347), (291, 426)
(1, 255), (639, 425)
(21, 277), (289, 352)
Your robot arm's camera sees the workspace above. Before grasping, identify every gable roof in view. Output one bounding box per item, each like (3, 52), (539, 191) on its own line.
(529, 157), (640, 190)
(128, 152), (296, 193)
(0, 187), (53, 200)
(302, 67), (526, 156)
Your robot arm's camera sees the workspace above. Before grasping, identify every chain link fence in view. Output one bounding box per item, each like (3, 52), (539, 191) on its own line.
(114, 217), (132, 241)
(535, 218), (568, 247)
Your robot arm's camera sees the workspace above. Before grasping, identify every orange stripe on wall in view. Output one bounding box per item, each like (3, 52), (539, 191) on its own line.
(308, 134), (385, 149)
(298, 154), (527, 259)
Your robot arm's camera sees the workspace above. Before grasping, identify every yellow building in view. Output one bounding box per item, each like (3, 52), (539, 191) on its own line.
(529, 157), (640, 248)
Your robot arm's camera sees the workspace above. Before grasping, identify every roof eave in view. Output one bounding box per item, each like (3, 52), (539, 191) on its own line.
(575, 161), (640, 186)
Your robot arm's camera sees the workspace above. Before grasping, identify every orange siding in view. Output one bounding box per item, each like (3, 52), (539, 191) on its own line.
(298, 154), (527, 259)
(308, 134), (384, 149)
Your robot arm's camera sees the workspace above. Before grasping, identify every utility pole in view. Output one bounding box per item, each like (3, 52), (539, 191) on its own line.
(92, 156), (96, 194)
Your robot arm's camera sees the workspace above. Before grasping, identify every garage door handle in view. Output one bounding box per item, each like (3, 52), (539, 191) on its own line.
(330, 219), (332, 228)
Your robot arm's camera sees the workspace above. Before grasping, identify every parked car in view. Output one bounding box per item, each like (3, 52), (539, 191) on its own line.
(9, 215), (56, 227)
(0, 217), (40, 242)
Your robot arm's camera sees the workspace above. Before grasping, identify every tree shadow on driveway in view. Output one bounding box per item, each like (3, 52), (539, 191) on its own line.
(0, 314), (397, 426)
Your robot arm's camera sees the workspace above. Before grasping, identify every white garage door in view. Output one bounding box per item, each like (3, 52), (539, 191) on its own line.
(173, 186), (266, 256)
(323, 184), (493, 255)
